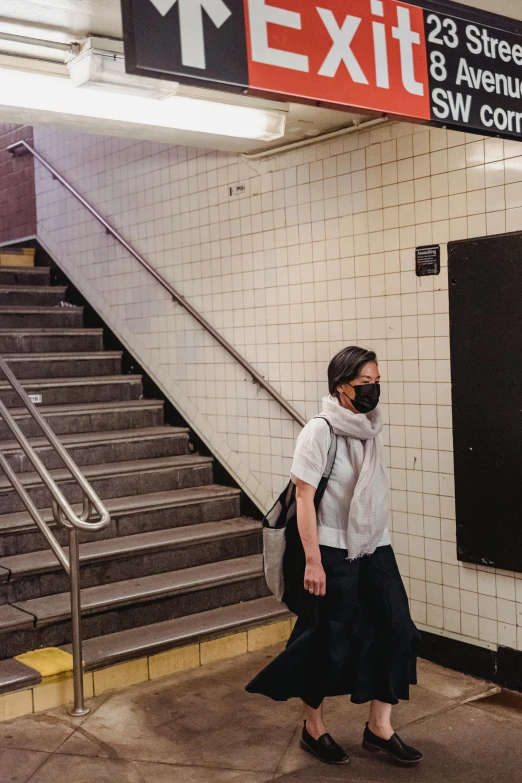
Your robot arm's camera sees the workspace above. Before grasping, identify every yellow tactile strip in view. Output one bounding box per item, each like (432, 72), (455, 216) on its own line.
(15, 647), (74, 678)
(0, 619), (294, 721)
(0, 248), (36, 267)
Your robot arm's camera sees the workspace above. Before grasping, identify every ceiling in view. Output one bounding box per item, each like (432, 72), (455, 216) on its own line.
(1, 0), (521, 40)
(0, 0), (522, 38)
(0, 1), (124, 40)
(0, 0), (521, 153)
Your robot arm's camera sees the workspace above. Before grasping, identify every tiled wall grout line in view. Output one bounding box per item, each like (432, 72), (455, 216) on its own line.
(32, 121), (522, 655)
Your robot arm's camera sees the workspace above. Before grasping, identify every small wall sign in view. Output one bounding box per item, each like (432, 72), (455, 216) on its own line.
(28, 394), (43, 404)
(416, 245), (440, 277)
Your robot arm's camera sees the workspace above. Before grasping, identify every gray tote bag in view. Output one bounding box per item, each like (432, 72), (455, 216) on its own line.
(263, 417), (337, 601)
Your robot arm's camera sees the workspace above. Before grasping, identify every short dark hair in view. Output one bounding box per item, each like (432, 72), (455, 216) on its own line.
(328, 346), (377, 397)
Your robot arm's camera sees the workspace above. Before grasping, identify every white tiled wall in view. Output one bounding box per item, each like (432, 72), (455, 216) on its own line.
(33, 121), (522, 653)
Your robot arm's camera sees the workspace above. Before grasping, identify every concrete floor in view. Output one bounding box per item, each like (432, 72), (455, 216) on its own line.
(2, 643), (522, 783)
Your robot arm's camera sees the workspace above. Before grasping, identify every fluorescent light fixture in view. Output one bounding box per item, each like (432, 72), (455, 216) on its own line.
(68, 49), (179, 100)
(0, 67), (286, 141)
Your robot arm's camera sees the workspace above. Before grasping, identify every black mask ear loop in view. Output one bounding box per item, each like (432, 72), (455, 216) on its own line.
(338, 388), (352, 404)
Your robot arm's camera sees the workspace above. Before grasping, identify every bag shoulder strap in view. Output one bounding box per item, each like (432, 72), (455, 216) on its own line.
(313, 416), (337, 479)
(313, 416), (337, 509)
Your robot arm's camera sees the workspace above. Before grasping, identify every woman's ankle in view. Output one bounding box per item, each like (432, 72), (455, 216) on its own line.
(367, 720), (394, 740)
(303, 701), (325, 740)
(305, 719), (326, 740)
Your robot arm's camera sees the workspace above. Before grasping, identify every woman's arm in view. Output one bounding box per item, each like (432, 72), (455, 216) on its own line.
(295, 479), (326, 597)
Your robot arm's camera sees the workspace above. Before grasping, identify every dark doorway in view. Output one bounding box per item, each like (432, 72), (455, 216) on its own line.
(448, 231), (522, 573)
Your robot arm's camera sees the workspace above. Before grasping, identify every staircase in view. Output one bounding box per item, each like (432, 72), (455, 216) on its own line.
(0, 262), (287, 688)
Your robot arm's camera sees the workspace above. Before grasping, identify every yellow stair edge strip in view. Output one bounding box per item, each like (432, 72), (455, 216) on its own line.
(0, 248), (35, 267)
(1, 618), (294, 721)
(15, 647), (74, 678)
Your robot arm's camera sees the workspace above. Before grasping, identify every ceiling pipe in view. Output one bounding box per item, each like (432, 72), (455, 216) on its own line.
(0, 32), (77, 52)
(241, 116), (390, 160)
(0, 32), (79, 56)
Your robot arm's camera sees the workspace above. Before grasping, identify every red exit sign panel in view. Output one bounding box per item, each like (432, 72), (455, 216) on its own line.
(244, 0), (430, 120)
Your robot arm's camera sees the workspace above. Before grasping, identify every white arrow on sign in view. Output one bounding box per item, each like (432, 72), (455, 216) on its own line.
(148, 0), (178, 16)
(148, 0), (232, 70)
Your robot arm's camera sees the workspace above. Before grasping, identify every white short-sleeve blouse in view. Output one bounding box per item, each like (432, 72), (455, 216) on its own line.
(290, 417), (391, 551)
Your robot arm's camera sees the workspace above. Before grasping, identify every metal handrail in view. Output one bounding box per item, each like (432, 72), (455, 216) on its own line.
(0, 356), (111, 716)
(8, 140), (307, 429)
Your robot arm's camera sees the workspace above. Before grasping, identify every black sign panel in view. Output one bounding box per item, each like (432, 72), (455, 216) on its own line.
(416, 245), (441, 276)
(122, 0), (522, 142)
(425, 9), (522, 138)
(448, 232), (522, 573)
(122, 0), (249, 89)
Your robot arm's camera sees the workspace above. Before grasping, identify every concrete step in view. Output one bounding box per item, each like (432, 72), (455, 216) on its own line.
(0, 399), (164, 439)
(0, 554), (267, 658)
(2, 351), (122, 379)
(0, 266), (50, 287)
(0, 306), (83, 329)
(1, 426), (190, 473)
(0, 329), (104, 354)
(0, 597), (289, 694)
(71, 596), (289, 671)
(0, 286), (67, 307)
(0, 485), (242, 557)
(0, 374), (143, 407)
(0, 454), (214, 514)
(0, 518), (261, 603)
(0, 262), (259, 678)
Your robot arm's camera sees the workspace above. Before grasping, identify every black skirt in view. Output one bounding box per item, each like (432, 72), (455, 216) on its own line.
(246, 531), (422, 710)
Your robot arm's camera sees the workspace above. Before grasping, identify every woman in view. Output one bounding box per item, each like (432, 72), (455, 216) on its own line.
(246, 346), (423, 766)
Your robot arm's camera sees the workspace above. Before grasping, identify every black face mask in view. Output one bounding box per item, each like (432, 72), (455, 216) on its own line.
(342, 383), (380, 413)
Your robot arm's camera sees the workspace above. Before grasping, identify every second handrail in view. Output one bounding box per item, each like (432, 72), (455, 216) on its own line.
(0, 356), (110, 532)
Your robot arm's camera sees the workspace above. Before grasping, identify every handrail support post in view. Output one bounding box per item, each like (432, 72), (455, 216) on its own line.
(68, 528), (89, 717)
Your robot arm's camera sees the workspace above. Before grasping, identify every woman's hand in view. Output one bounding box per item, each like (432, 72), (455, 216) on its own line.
(304, 560), (326, 597)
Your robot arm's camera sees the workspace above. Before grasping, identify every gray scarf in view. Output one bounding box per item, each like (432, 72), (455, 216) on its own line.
(320, 395), (390, 560)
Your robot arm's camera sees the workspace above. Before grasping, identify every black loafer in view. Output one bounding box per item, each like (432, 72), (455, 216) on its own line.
(300, 720), (350, 765)
(362, 722), (423, 765)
